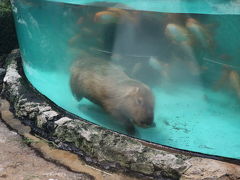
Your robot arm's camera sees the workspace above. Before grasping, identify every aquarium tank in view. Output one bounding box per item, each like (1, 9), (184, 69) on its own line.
(11, 0), (240, 159)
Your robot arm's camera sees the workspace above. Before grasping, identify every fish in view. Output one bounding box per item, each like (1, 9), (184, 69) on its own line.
(229, 70), (240, 98)
(148, 56), (170, 80)
(165, 23), (196, 59)
(107, 8), (139, 23)
(212, 64), (240, 98)
(107, 7), (131, 15)
(68, 34), (82, 45)
(94, 8), (138, 24)
(94, 11), (120, 24)
(212, 65), (229, 91)
(149, 56), (162, 72)
(165, 23), (192, 45)
(186, 18), (214, 49)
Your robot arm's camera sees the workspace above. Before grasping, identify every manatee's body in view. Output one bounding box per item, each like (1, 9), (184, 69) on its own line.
(70, 57), (154, 133)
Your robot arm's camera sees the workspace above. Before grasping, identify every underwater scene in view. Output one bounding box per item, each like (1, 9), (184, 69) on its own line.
(11, 0), (240, 159)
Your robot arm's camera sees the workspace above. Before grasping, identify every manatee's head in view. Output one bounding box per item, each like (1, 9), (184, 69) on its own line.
(119, 80), (155, 128)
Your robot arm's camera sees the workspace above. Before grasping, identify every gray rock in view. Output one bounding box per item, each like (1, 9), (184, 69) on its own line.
(36, 111), (58, 128)
(55, 117), (72, 127)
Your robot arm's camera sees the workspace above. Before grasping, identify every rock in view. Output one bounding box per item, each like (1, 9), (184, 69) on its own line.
(55, 117), (72, 127)
(36, 111), (58, 128)
(54, 120), (189, 179)
(181, 157), (240, 180)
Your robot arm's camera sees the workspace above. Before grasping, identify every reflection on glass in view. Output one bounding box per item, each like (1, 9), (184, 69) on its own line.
(11, 0), (240, 159)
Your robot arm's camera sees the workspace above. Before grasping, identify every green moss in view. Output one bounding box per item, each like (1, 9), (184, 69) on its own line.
(0, 0), (11, 12)
(21, 136), (39, 146)
(0, 0), (18, 55)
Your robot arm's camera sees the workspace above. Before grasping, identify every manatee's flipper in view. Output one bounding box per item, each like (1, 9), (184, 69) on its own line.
(120, 116), (136, 135)
(125, 122), (136, 135)
(110, 110), (136, 135)
(70, 72), (83, 101)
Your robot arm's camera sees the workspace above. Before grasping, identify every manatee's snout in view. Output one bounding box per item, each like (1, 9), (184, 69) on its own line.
(134, 116), (155, 128)
(149, 121), (156, 128)
(144, 116), (154, 126)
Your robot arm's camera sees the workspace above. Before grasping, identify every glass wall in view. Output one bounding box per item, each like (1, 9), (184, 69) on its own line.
(11, 0), (240, 159)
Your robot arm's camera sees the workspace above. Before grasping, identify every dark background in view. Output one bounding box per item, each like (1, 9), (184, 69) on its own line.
(0, 0), (18, 58)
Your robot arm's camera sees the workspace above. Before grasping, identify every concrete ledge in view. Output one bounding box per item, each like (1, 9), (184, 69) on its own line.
(2, 49), (240, 180)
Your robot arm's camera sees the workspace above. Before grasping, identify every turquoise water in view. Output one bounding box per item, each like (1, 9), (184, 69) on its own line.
(11, 0), (240, 159)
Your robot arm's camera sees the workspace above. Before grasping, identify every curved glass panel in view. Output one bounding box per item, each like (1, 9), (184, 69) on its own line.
(11, 0), (240, 159)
